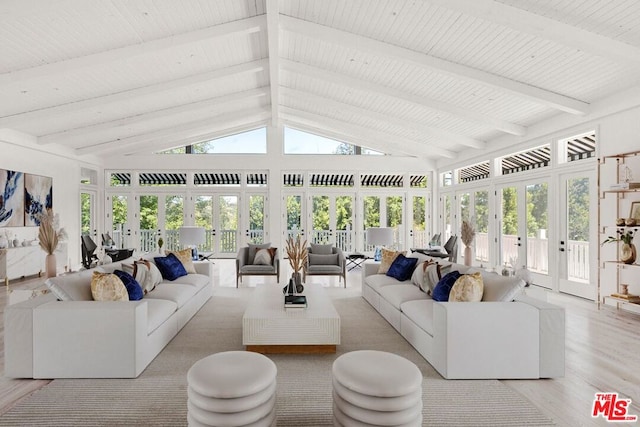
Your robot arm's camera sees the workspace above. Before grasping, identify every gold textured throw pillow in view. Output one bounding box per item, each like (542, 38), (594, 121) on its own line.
(165, 248), (196, 274)
(449, 272), (484, 302)
(377, 248), (405, 274)
(91, 271), (128, 301)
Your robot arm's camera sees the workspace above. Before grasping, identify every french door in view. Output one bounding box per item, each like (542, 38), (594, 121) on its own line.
(362, 193), (404, 251)
(243, 193), (267, 245)
(310, 194), (355, 252)
(496, 179), (551, 287)
(408, 193), (430, 249)
(558, 172), (595, 299)
(194, 193), (239, 258)
(106, 194), (134, 250)
(80, 191), (96, 238)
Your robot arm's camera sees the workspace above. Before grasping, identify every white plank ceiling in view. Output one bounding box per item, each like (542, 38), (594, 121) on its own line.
(1, 0), (640, 159)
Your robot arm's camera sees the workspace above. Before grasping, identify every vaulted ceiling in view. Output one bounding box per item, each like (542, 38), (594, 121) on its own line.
(1, 0), (640, 160)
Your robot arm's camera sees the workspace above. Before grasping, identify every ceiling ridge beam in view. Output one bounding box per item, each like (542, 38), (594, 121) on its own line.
(76, 107), (270, 155)
(281, 107), (455, 158)
(124, 119), (271, 156)
(0, 59), (268, 128)
(280, 15), (590, 115)
(429, 0), (640, 67)
(282, 86), (485, 149)
(0, 15), (266, 87)
(266, 0), (280, 126)
(39, 87), (269, 146)
(282, 59), (525, 136)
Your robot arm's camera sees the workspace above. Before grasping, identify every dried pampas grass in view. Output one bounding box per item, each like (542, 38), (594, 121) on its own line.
(461, 220), (476, 247)
(286, 234), (308, 273)
(37, 209), (67, 255)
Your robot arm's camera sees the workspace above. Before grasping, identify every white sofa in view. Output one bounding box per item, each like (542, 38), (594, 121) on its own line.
(4, 255), (213, 379)
(362, 258), (565, 379)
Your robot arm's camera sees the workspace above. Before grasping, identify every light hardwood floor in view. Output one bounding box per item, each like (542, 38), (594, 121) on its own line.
(1, 260), (639, 426)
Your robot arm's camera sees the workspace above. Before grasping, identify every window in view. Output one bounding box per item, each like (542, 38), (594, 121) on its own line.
(500, 145), (550, 176)
(284, 127), (378, 155)
(560, 131), (596, 164)
(442, 171), (453, 187)
(458, 161), (490, 183)
(109, 172), (131, 187)
(192, 128), (267, 154)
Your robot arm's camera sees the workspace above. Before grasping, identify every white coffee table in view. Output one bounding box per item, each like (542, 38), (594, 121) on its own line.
(242, 284), (341, 354)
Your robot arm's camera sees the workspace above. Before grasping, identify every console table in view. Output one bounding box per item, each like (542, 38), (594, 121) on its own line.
(0, 243), (68, 285)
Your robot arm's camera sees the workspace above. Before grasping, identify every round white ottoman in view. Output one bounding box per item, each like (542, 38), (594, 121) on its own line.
(332, 350), (423, 427)
(187, 351), (277, 427)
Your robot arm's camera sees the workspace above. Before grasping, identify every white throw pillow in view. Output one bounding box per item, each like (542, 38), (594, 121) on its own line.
(253, 248), (272, 265)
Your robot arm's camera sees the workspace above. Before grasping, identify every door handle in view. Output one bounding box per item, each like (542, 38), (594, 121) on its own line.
(559, 248), (565, 252)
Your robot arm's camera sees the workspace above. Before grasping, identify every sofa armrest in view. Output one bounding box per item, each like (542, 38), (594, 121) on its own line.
(335, 248), (346, 269)
(236, 247), (248, 268)
(432, 301), (540, 379)
(193, 260), (213, 277)
(32, 300), (148, 378)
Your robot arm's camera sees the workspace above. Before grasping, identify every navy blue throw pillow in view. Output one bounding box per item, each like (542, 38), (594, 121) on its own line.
(154, 253), (188, 281)
(386, 254), (419, 281)
(432, 270), (462, 302)
(113, 269), (144, 301)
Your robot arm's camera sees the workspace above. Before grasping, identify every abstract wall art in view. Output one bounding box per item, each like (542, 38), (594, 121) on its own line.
(0, 169), (25, 227)
(24, 173), (52, 226)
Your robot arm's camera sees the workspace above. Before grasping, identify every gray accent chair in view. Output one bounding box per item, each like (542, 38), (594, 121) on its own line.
(236, 244), (280, 287)
(303, 243), (347, 287)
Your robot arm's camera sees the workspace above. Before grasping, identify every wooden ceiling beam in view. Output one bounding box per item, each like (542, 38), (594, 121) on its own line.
(0, 15), (265, 87)
(431, 0), (640, 67)
(281, 15), (590, 115)
(38, 88), (268, 147)
(282, 87), (485, 149)
(75, 107), (270, 156)
(266, 0), (281, 127)
(0, 59), (268, 129)
(282, 59), (526, 136)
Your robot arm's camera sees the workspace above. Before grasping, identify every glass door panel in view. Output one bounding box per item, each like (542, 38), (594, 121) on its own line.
(363, 195), (381, 252)
(247, 194), (266, 244)
(285, 194), (305, 241)
(559, 173), (595, 299)
(110, 195), (130, 249)
(80, 191), (95, 237)
(165, 195), (184, 251)
(474, 190), (489, 264)
(386, 196), (403, 248)
(195, 196), (213, 251)
(499, 186), (519, 269)
(410, 195), (428, 248)
(335, 195), (353, 252)
(217, 195), (238, 255)
(139, 195), (159, 252)
(459, 192), (470, 264)
(442, 194), (452, 242)
(311, 195), (331, 244)
(526, 183), (549, 275)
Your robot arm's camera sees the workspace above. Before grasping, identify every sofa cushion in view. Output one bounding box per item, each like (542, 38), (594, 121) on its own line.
(146, 299), (178, 334)
(45, 268), (97, 301)
(365, 274), (409, 293)
(307, 265), (341, 274)
(378, 284), (429, 310)
(91, 271), (128, 302)
(482, 274), (526, 302)
(172, 273), (209, 290)
(432, 271), (462, 302)
(240, 264), (276, 274)
(386, 254), (418, 281)
(309, 253), (338, 265)
(400, 299), (435, 337)
(113, 269), (144, 301)
(144, 283), (198, 308)
(449, 272), (484, 302)
(378, 249), (405, 274)
(311, 243), (333, 255)
(155, 253), (188, 281)
(165, 248), (197, 274)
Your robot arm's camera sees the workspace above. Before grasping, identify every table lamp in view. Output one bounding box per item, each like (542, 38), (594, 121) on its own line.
(366, 227), (394, 261)
(179, 226), (206, 260)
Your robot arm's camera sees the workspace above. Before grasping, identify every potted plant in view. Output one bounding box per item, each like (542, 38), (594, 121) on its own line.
(285, 234), (308, 292)
(460, 220), (476, 266)
(602, 228), (637, 264)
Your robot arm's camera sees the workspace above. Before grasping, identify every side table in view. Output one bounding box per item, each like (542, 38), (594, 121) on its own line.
(346, 254), (371, 271)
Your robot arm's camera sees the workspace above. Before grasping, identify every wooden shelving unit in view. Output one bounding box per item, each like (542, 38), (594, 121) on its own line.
(597, 150), (640, 310)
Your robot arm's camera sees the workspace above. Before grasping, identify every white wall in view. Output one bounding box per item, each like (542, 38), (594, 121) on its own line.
(0, 129), (102, 268)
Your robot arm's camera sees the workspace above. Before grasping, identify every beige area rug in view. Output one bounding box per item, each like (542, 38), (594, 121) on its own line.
(0, 287), (554, 426)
